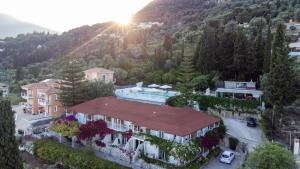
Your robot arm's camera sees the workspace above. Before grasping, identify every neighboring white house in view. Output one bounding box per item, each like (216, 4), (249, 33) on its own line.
(68, 96), (220, 165)
(289, 42), (300, 58)
(0, 83), (9, 96)
(216, 81), (263, 100)
(83, 67), (115, 83)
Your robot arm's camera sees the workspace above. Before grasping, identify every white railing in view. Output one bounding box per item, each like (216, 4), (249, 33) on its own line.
(106, 122), (129, 132)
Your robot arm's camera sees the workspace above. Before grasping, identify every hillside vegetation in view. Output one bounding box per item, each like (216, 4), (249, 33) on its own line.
(0, 0), (299, 94)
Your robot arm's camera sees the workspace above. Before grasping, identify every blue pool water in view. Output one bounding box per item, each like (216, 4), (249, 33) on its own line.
(115, 88), (180, 105)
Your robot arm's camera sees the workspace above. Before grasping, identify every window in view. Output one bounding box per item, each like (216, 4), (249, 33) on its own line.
(158, 131), (164, 138)
(54, 105), (58, 112)
(54, 94), (58, 101)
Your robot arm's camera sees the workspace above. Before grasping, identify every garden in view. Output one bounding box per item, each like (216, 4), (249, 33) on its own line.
(33, 138), (130, 169)
(167, 94), (260, 115)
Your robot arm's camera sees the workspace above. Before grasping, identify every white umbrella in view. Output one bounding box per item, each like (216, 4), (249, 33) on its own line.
(160, 85), (172, 89)
(148, 84), (160, 88)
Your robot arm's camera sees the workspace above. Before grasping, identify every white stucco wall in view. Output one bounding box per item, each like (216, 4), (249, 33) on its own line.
(144, 141), (159, 159)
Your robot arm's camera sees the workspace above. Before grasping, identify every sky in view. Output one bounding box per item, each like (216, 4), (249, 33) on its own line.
(0, 0), (152, 31)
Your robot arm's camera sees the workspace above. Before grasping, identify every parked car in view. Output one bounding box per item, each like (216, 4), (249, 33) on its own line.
(220, 151), (235, 164)
(246, 117), (257, 127)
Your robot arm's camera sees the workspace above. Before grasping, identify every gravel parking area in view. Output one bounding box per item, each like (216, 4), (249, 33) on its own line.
(202, 151), (243, 169)
(223, 117), (265, 152)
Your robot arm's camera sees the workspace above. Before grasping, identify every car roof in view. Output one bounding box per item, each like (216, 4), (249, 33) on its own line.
(222, 151), (233, 155)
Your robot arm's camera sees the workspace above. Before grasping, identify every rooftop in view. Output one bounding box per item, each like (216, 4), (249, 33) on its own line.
(289, 42), (300, 48)
(84, 67), (114, 74)
(68, 96), (219, 137)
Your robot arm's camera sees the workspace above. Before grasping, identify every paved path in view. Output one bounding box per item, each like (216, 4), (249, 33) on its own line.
(223, 117), (265, 152)
(202, 154), (242, 169)
(95, 151), (141, 169)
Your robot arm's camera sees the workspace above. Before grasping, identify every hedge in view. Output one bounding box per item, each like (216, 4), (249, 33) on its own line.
(33, 139), (130, 169)
(166, 95), (260, 111)
(228, 137), (239, 150)
(194, 95), (260, 111)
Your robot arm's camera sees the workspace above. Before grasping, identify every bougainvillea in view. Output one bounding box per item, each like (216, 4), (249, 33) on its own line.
(123, 129), (133, 139)
(65, 115), (77, 122)
(50, 116), (80, 137)
(200, 133), (219, 150)
(95, 140), (106, 147)
(78, 120), (112, 146)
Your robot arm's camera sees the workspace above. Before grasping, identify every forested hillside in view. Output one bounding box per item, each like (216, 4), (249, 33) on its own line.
(0, 0), (299, 94)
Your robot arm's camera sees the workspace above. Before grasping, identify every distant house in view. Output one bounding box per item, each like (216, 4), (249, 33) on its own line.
(289, 42), (300, 58)
(83, 67), (114, 83)
(0, 83), (9, 96)
(68, 96), (220, 165)
(21, 79), (64, 117)
(216, 81), (263, 100)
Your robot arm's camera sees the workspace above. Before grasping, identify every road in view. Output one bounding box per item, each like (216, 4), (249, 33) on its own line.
(202, 153), (242, 169)
(223, 117), (265, 152)
(203, 117), (265, 169)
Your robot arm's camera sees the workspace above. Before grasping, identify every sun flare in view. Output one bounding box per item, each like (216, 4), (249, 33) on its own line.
(113, 14), (132, 25)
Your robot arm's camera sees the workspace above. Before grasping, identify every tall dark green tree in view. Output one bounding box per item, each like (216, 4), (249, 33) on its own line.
(218, 21), (237, 79)
(195, 24), (219, 74)
(177, 55), (196, 96)
(163, 33), (173, 57)
(234, 28), (249, 81)
(0, 99), (23, 169)
(60, 61), (86, 107)
(252, 28), (265, 80)
(263, 23), (296, 133)
(264, 24), (272, 74)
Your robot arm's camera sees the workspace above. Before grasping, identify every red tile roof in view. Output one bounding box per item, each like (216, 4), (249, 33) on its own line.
(68, 97), (220, 136)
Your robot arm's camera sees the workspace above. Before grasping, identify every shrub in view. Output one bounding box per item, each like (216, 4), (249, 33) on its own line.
(33, 139), (130, 169)
(193, 95), (260, 111)
(228, 137), (239, 150)
(166, 95), (188, 107)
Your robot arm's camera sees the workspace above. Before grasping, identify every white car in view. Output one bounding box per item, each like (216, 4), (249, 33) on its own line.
(220, 151), (235, 164)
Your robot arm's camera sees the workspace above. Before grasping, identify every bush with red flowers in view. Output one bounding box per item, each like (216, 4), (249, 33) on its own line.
(78, 120), (112, 147)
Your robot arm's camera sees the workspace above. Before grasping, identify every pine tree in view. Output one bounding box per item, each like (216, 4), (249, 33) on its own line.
(264, 24), (272, 73)
(60, 61), (86, 107)
(234, 28), (249, 81)
(0, 99), (23, 169)
(177, 55), (196, 96)
(263, 23), (296, 133)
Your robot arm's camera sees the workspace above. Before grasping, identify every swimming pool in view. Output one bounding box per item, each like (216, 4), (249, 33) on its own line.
(115, 87), (180, 105)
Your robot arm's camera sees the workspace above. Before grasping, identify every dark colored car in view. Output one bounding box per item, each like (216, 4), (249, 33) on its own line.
(246, 117), (257, 127)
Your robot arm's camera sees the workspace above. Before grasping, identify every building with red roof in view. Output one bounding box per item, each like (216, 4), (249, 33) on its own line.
(68, 96), (220, 165)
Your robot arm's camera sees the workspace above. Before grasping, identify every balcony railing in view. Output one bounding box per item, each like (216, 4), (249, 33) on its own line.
(21, 93), (33, 99)
(106, 122), (129, 132)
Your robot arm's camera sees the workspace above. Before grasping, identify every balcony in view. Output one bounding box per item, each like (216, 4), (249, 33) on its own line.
(21, 93), (33, 99)
(106, 122), (129, 132)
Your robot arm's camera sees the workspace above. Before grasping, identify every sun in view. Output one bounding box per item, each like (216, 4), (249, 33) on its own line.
(113, 13), (132, 26)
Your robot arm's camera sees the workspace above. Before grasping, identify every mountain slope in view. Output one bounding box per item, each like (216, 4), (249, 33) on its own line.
(0, 14), (52, 39)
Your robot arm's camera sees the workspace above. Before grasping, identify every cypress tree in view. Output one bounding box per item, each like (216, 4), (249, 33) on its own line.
(0, 99), (23, 169)
(195, 25), (218, 74)
(263, 23), (296, 133)
(252, 28), (265, 80)
(177, 55), (196, 96)
(264, 24), (272, 74)
(218, 21), (237, 80)
(234, 28), (249, 81)
(60, 61), (86, 107)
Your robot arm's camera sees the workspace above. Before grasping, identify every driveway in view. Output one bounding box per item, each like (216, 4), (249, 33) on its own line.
(202, 153), (243, 169)
(223, 117), (265, 152)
